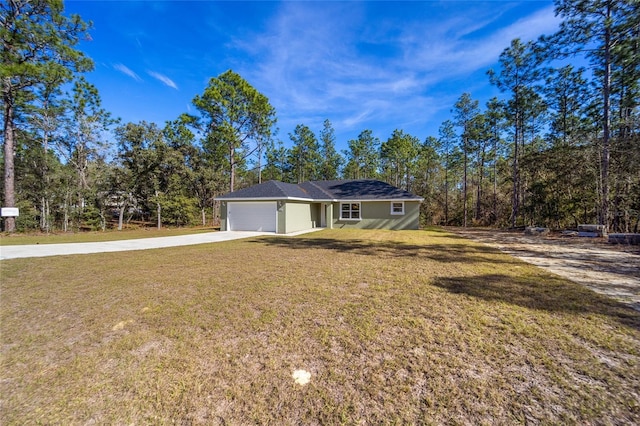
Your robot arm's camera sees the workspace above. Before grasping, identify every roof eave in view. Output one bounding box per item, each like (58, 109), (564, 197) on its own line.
(215, 196), (424, 202)
(214, 196), (316, 202)
(336, 198), (424, 202)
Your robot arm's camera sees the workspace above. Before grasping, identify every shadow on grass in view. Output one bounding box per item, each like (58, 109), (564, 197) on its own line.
(432, 273), (640, 330)
(253, 235), (640, 328)
(251, 236), (520, 265)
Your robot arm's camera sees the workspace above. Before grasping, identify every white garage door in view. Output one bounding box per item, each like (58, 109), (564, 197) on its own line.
(228, 202), (277, 232)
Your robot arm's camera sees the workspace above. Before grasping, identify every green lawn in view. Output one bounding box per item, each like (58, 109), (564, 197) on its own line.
(1, 228), (638, 424)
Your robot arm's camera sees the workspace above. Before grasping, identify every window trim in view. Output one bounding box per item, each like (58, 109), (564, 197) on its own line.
(340, 202), (361, 221)
(390, 201), (405, 215)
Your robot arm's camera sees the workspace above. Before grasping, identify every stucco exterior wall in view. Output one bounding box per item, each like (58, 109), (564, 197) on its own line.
(311, 203), (321, 227)
(283, 201), (314, 233)
(325, 203), (333, 229)
(220, 202), (228, 231)
(277, 201), (285, 233)
(220, 199), (421, 233)
(332, 201), (420, 230)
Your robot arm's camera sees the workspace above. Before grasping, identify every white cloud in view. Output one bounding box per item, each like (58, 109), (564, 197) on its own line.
(397, 5), (560, 81)
(342, 109), (374, 129)
(114, 63), (142, 81)
(228, 2), (561, 142)
(462, 5), (561, 70)
(497, 5), (561, 45)
(147, 71), (178, 90)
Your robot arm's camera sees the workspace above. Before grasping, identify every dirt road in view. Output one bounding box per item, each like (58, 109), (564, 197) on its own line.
(452, 228), (640, 311)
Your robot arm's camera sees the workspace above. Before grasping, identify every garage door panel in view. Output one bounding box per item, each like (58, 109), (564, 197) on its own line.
(228, 202), (276, 232)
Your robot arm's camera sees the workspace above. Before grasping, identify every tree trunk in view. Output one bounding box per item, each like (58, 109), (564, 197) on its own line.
(63, 191), (69, 232)
(41, 129), (51, 233)
(257, 144), (262, 184)
(118, 201), (126, 231)
(229, 145), (235, 193)
(40, 197), (46, 232)
(476, 156), (484, 222)
(99, 210), (106, 231)
(493, 166), (497, 224)
(156, 191), (162, 230)
(493, 140), (498, 225)
(2, 83), (16, 233)
(463, 146), (468, 227)
(444, 161), (449, 225)
(511, 109), (520, 229)
(600, 3), (612, 232)
(213, 199), (220, 227)
(45, 198), (50, 233)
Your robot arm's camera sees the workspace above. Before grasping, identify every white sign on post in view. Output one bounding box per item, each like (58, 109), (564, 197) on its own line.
(1, 207), (19, 217)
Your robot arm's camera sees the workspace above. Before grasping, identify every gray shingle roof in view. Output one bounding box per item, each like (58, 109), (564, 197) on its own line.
(308, 180), (422, 200)
(216, 180), (313, 199)
(217, 180), (423, 201)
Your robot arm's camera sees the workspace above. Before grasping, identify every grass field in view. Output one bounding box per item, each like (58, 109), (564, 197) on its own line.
(1, 228), (639, 424)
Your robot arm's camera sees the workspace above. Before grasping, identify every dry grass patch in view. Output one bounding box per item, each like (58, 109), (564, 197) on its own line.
(1, 228), (639, 424)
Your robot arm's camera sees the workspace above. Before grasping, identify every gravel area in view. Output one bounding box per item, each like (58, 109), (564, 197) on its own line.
(452, 228), (640, 311)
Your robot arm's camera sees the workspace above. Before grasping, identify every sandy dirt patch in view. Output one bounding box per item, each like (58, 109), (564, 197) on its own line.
(451, 228), (640, 311)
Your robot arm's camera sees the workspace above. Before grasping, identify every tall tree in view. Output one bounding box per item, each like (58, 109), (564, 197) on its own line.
(1, 0), (93, 231)
(318, 119), (343, 180)
(105, 162), (133, 231)
(343, 130), (380, 179)
(165, 114), (219, 226)
(115, 121), (166, 228)
(263, 139), (291, 182)
(161, 116), (202, 226)
(14, 124), (64, 231)
(414, 136), (441, 224)
(540, 0), (639, 229)
(538, 66), (593, 228)
(288, 124), (321, 183)
(518, 86), (548, 225)
(60, 77), (114, 229)
(25, 69), (66, 232)
(543, 65), (591, 146)
(192, 70), (276, 193)
(488, 38), (540, 228)
(485, 97), (505, 224)
(380, 129), (420, 190)
(438, 120), (457, 225)
(453, 93), (480, 227)
(471, 113), (493, 223)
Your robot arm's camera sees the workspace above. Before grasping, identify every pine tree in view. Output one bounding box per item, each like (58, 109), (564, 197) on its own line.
(1, 0), (92, 231)
(318, 119), (343, 180)
(540, 0), (639, 229)
(488, 39), (540, 228)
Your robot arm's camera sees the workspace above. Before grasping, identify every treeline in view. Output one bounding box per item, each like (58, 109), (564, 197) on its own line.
(2, 0), (639, 233)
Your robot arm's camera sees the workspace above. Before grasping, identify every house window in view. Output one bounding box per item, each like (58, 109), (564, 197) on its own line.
(340, 202), (361, 220)
(390, 202), (405, 215)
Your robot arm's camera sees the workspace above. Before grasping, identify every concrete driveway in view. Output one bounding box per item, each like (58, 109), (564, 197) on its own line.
(0, 229), (321, 260)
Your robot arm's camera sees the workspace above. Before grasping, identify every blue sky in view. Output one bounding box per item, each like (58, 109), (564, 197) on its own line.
(65, 1), (562, 153)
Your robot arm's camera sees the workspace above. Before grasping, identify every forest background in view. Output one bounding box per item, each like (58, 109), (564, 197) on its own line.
(1, 0), (639, 233)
